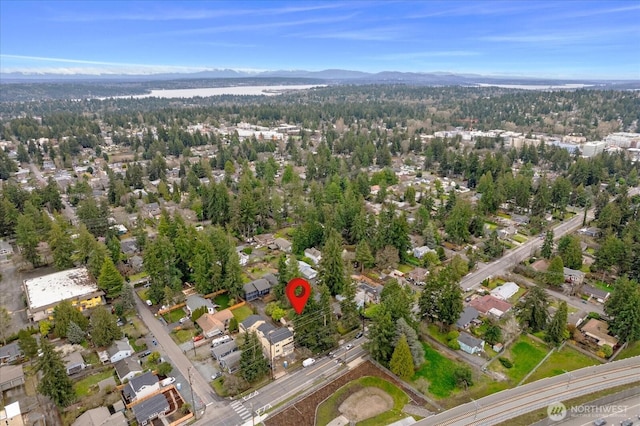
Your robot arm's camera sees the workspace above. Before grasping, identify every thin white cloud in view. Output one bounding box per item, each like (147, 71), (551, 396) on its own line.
(548, 4), (640, 19)
(0, 54), (266, 75)
(302, 26), (406, 42)
(49, 2), (351, 22)
(479, 26), (640, 44)
(410, 1), (558, 18)
(371, 51), (481, 61)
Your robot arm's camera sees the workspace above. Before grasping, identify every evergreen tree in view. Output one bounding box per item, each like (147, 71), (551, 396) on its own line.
(389, 335), (414, 381)
(119, 283), (136, 312)
(380, 279), (413, 325)
(224, 250), (244, 299)
(541, 230), (554, 259)
(367, 306), (396, 366)
(18, 329), (38, 359)
(0, 307), (11, 345)
(604, 276), (640, 343)
(53, 300), (88, 338)
(516, 286), (549, 333)
(318, 229), (346, 296)
(98, 257), (124, 298)
(274, 254), (289, 301)
(355, 240), (374, 273)
(292, 285), (336, 353)
(557, 235), (583, 270)
(90, 306), (122, 347)
(48, 216), (74, 270)
(67, 321), (85, 344)
(395, 318), (424, 367)
(545, 301), (568, 346)
(87, 242), (108, 279)
(339, 279), (360, 332)
(546, 256), (564, 287)
(419, 266), (463, 331)
(37, 339), (75, 407)
(16, 213), (40, 267)
(239, 331), (269, 383)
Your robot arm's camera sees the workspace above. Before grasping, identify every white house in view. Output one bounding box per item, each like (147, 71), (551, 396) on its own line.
(413, 246), (435, 259)
(122, 371), (160, 403)
(457, 332), (485, 355)
(490, 282), (519, 301)
(304, 248), (322, 265)
(100, 338), (133, 364)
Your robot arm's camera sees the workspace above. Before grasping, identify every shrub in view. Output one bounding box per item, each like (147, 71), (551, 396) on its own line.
(446, 330), (460, 340)
(602, 344), (613, 358)
(498, 357), (513, 368)
(447, 339), (460, 350)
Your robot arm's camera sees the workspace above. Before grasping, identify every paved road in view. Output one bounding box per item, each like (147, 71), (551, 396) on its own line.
(413, 356), (640, 426)
(558, 394), (640, 426)
(459, 211), (590, 292)
(133, 289), (242, 425)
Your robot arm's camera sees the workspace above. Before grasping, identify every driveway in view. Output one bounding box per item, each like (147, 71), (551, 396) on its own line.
(132, 286), (242, 425)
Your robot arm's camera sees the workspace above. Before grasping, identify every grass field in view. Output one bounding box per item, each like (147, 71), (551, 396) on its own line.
(413, 343), (460, 398)
(163, 308), (185, 323)
(494, 335), (548, 383)
(172, 329), (194, 344)
(618, 341), (640, 360)
(129, 271), (149, 282)
(397, 264), (413, 273)
(316, 376), (408, 426)
(214, 293), (230, 309)
(512, 234), (528, 243)
(524, 345), (600, 384)
(231, 305), (253, 323)
(74, 370), (114, 397)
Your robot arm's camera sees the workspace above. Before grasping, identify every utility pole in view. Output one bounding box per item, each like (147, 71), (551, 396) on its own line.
(188, 366), (197, 420)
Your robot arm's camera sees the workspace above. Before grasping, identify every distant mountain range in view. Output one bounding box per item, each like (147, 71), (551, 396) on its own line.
(2, 68), (637, 85)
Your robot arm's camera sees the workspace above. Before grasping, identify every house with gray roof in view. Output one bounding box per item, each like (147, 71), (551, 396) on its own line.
(114, 357), (143, 382)
(219, 350), (242, 373)
(102, 338), (133, 364)
(211, 340), (238, 361)
(63, 351), (86, 375)
(456, 306), (480, 330)
(132, 393), (169, 426)
(0, 365), (24, 391)
(581, 284), (610, 303)
(243, 278), (272, 302)
(186, 295), (215, 316)
(0, 341), (23, 365)
(563, 267), (585, 285)
(122, 371), (159, 403)
(457, 332), (485, 355)
(72, 406), (127, 426)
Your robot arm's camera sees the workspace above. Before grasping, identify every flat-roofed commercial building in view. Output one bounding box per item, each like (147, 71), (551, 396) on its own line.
(23, 267), (105, 322)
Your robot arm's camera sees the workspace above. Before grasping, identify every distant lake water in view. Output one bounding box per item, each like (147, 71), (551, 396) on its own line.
(109, 84), (324, 99)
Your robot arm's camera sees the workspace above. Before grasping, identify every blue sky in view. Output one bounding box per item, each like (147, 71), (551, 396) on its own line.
(1, 1), (639, 79)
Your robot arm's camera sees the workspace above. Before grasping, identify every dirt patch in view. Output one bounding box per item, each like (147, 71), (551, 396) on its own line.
(339, 387), (393, 422)
(264, 360), (432, 426)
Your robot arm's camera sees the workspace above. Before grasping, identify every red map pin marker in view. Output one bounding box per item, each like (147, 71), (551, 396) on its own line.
(286, 277), (311, 315)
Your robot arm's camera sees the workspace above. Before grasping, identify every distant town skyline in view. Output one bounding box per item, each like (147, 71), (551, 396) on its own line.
(1, 1), (639, 79)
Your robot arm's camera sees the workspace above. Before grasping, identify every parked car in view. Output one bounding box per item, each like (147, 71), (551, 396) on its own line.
(355, 331), (363, 339)
(620, 420), (633, 426)
(211, 371), (223, 380)
(193, 335), (204, 342)
(160, 377), (175, 387)
(146, 300), (152, 306)
(179, 317), (189, 324)
(139, 350), (152, 358)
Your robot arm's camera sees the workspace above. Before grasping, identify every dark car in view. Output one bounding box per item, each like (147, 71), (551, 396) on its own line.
(620, 420), (633, 426)
(139, 350), (152, 358)
(593, 419), (606, 426)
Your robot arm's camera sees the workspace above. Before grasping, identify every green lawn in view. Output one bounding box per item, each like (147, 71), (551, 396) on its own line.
(512, 234), (528, 243)
(592, 281), (614, 293)
(316, 376), (408, 426)
(397, 264), (413, 273)
(163, 308), (185, 323)
(172, 329), (194, 344)
(364, 304), (382, 319)
(74, 370), (114, 397)
(129, 271), (149, 283)
(496, 212), (511, 219)
(508, 287), (527, 304)
(413, 343), (460, 398)
(494, 335), (548, 383)
(136, 289), (148, 301)
(214, 294), (231, 309)
(617, 341), (640, 360)
(424, 324), (450, 346)
(485, 222), (498, 230)
(231, 305), (253, 323)
(524, 345), (600, 384)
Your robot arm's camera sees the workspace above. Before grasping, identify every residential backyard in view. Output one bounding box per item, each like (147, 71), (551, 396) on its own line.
(491, 335), (548, 384)
(74, 370), (115, 397)
(524, 345), (600, 384)
(231, 305), (253, 323)
(214, 293), (231, 309)
(618, 341), (640, 360)
(413, 343), (461, 398)
(163, 308), (185, 323)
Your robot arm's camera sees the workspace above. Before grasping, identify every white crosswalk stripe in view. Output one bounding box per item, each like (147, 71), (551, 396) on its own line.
(230, 400), (252, 420)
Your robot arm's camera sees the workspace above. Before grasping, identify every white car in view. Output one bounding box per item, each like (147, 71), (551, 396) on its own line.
(345, 343), (353, 350)
(146, 300), (152, 306)
(160, 377), (175, 387)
